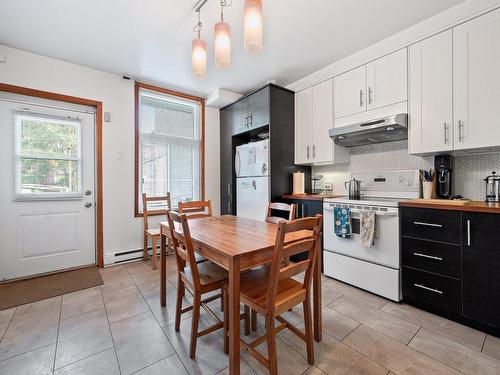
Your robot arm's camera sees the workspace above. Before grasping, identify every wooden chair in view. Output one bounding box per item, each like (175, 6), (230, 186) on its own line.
(142, 193), (172, 270)
(265, 202), (296, 224)
(231, 215), (322, 374)
(178, 200), (213, 219)
(166, 210), (229, 359)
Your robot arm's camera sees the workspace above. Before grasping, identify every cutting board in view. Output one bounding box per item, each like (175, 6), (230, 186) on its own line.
(413, 199), (471, 206)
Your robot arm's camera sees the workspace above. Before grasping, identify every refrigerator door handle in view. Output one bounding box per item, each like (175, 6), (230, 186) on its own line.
(235, 149), (241, 177)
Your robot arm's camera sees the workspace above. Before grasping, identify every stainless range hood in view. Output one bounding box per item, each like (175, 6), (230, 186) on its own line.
(329, 113), (408, 147)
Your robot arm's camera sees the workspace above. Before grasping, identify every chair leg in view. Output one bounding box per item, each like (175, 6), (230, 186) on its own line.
(303, 297), (314, 365)
(189, 292), (201, 359)
(175, 277), (184, 332)
(244, 305), (250, 336)
(167, 237), (173, 255)
(220, 287), (224, 312)
(265, 315), (278, 375)
(251, 310), (257, 332)
(223, 285), (229, 354)
(151, 237), (158, 270)
(143, 233), (148, 260)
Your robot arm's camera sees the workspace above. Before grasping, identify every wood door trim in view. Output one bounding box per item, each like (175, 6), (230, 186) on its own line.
(0, 82), (105, 268)
(134, 81), (206, 217)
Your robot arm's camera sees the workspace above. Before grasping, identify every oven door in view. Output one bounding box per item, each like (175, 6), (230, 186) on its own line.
(323, 202), (400, 269)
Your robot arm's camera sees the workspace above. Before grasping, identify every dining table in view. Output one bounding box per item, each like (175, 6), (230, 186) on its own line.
(159, 215), (322, 375)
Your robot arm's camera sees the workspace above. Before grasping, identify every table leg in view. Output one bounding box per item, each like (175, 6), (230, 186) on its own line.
(313, 238), (322, 342)
(160, 231), (167, 307)
(228, 258), (241, 375)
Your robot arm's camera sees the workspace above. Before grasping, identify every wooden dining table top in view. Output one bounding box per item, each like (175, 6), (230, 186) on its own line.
(159, 215), (313, 259)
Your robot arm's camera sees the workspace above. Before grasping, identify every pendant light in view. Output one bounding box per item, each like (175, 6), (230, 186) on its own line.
(214, 0), (231, 69)
(244, 0), (263, 53)
(192, 10), (207, 79)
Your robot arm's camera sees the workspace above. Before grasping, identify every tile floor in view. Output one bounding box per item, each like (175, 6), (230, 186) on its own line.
(1, 256), (500, 375)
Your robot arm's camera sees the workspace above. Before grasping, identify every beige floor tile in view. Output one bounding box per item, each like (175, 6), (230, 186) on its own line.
(329, 296), (419, 344)
(14, 296), (62, 317)
(60, 286), (104, 319)
(343, 325), (461, 375)
(131, 271), (162, 295)
(100, 266), (136, 294)
(164, 317), (229, 375)
(484, 335), (500, 361)
(103, 285), (149, 323)
(216, 359), (257, 375)
(0, 305), (60, 361)
(322, 277), (388, 309)
(321, 306), (360, 341)
(135, 354), (189, 375)
(0, 308), (15, 339)
(280, 323), (388, 375)
(409, 328), (500, 375)
(111, 311), (174, 375)
(143, 284), (194, 328)
(0, 343), (55, 375)
(125, 260), (156, 276)
(55, 307), (113, 369)
(321, 286), (343, 306)
(54, 348), (120, 375)
(381, 301), (486, 350)
(303, 366), (328, 375)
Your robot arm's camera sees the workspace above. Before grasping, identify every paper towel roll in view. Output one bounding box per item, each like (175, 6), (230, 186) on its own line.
(293, 172), (305, 195)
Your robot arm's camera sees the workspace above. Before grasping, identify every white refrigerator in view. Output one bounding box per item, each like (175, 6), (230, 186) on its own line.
(235, 139), (270, 221)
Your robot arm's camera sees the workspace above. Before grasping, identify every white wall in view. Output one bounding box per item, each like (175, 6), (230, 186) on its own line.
(0, 44), (220, 260)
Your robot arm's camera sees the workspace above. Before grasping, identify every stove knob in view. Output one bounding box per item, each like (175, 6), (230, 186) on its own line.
(398, 176), (404, 183)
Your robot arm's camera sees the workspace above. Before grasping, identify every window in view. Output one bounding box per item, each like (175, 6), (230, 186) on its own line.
(135, 83), (204, 215)
(15, 114), (81, 198)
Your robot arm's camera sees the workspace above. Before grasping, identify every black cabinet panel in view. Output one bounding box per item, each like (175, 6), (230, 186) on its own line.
(402, 237), (461, 278)
(219, 108), (233, 215)
(247, 87), (269, 130)
(463, 213), (500, 327)
(230, 99), (248, 136)
(402, 266), (462, 314)
(401, 207), (461, 244)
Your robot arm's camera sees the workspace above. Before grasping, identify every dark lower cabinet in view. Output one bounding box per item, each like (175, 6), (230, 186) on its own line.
(401, 207), (500, 337)
(462, 213), (500, 328)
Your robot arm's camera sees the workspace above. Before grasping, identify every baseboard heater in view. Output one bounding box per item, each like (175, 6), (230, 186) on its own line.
(104, 247), (156, 266)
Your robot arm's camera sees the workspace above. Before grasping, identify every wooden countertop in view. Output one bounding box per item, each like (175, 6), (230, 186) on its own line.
(400, 200), (500, 214)
(281, 194), (345, 201)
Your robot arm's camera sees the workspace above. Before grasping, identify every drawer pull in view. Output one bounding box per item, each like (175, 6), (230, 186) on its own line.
(413, 252), (443, 261)
(413, 221), (443, 228)
(414, 283), (443, 295)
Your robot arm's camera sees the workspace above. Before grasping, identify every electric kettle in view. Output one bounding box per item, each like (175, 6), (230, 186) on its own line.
(484, 171), (500, 202)
(345, 178), (362, 199)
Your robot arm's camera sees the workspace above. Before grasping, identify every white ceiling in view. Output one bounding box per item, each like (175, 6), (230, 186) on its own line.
(0, 0), (465, 97)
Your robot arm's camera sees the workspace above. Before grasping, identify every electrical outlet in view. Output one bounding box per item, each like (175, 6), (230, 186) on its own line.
(323, 182), (332, 190)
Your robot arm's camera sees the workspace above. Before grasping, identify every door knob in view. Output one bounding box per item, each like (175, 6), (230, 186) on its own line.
(85, 190), (92, 195)
(85, 202), (92, 208)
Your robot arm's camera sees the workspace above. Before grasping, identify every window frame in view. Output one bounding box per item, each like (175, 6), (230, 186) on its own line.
(14, 113), (83, 200)
(134, 82), (205, 217)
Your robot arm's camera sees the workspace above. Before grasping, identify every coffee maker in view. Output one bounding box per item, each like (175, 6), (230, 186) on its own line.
(435, 155), (453, 199)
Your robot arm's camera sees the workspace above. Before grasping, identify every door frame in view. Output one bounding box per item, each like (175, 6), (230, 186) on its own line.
(0, 82), (104, 267)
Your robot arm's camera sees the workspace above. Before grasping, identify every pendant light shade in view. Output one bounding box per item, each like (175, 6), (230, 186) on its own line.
(244, 0), (263, 53)
(215, 22), (231, 69)
(192, 38), (207, 79)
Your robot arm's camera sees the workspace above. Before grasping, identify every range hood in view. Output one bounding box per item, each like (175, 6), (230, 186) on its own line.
(329, 113), (408, 147)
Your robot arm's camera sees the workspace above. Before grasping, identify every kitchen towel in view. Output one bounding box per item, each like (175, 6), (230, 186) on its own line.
(360, 210), (378, 247)
(334, 207), (351, 238)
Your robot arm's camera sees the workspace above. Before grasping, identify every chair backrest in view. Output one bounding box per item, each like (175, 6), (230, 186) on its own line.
(166, 210), (201, 290)
(142, 193), (172, 230)
(178, 200), (213, 219)
(266, 215), (322, 311)
(265, 202), (296, 224)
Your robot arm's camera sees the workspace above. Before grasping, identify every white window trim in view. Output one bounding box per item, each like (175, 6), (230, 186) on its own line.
(14, 114), (83, 201)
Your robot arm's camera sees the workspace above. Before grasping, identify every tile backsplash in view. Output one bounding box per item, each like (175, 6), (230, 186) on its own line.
(313, 140), (500, 200)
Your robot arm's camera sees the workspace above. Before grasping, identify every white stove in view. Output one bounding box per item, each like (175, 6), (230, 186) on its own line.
(323, 170), (420, 301)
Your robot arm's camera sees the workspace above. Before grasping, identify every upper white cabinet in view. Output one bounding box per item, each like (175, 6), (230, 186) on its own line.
(453, 7), (500, 150)
(334, 48), (407, 124)
(295, 79), (350, 165)
(333, 66), (366, 119)
(409, 30), (453, 154)
(366, 48), (408, 111)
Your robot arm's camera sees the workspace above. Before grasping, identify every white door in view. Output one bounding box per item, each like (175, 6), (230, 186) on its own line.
(236, 177), (269, 221)
(366, 48), (408, 111)
(334, 65), (366, 119)
(454, 8), (500, 150)
(312, 79), (333, 163)
(0, 95), (96, 281)
(409, 30), (453, 154)
(294, 88), (313, 164)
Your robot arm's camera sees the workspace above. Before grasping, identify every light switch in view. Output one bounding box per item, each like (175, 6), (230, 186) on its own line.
(0, 54), (5, 63)
(104, 112), (111, 122)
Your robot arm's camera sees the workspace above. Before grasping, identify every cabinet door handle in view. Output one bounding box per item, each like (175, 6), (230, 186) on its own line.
(227, 201), (231, 213)
(306, 145), (310, 159)
(413, 252), (443, 261)
(248, 114), (252, 126)
(227, 183), (231, 196)
(414, 283), (443, 295)
(368, 87), (373, 104)
(467, 219), (471, 246)
(312, 144), (316, 159)
(359, 89), (364, 107)
(443, 122), (448, 145)
(413, 221), (443, 228)
(458, 120), (464, 142)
